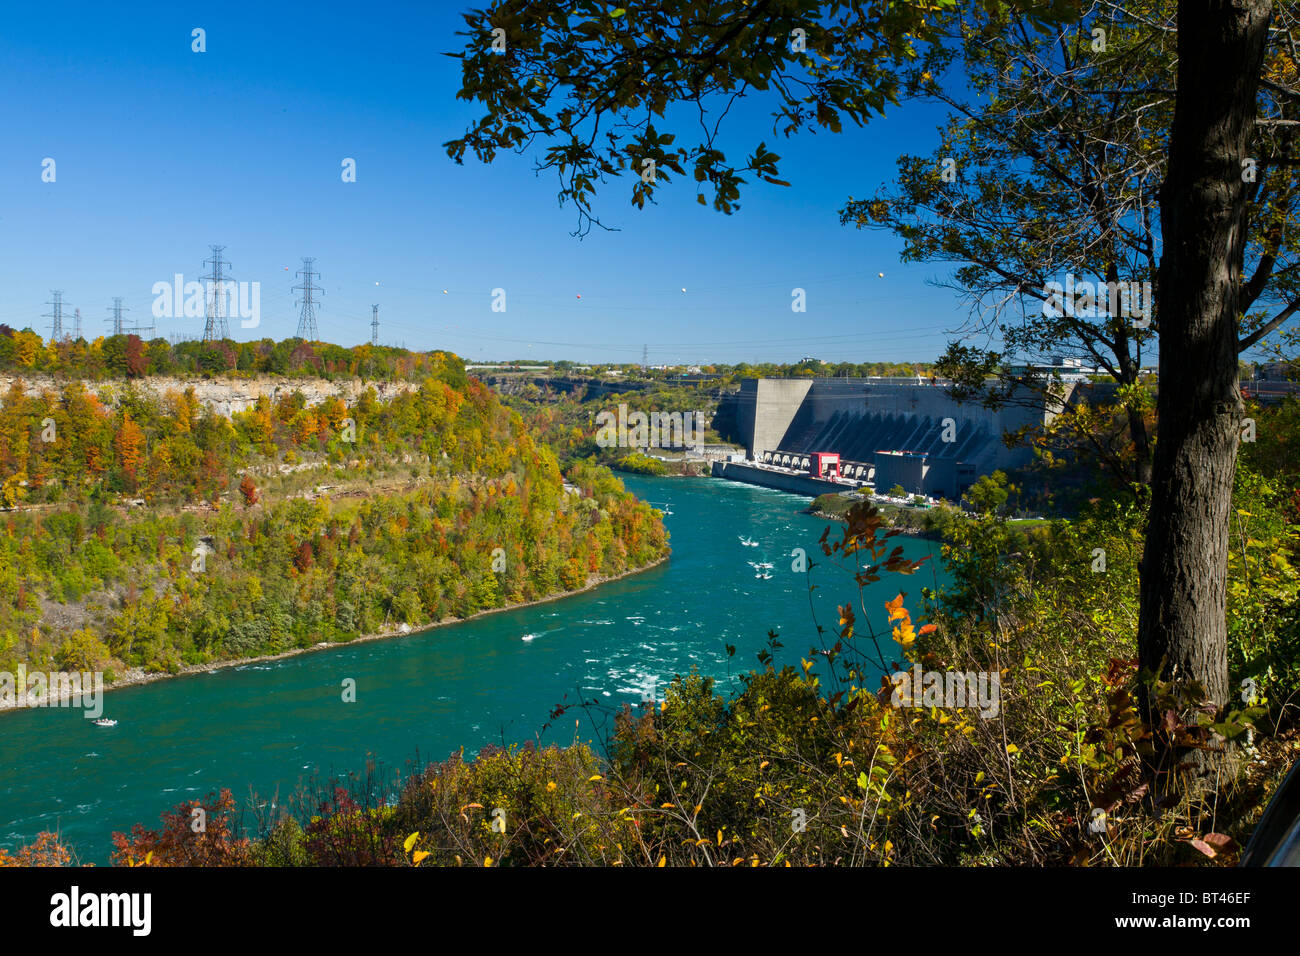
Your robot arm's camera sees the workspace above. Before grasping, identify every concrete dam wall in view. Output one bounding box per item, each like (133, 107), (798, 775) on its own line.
(732, 377), (1062, 499)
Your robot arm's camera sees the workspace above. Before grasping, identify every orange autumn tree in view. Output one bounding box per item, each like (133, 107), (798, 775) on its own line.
(111, 789), (254, 867)
(0, 831), (72, 867)
(239, 475), (259, 508)
(114, 410), (146, 487)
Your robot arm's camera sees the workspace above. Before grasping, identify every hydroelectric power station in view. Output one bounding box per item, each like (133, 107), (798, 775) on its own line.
(713, 376), (1070, 500)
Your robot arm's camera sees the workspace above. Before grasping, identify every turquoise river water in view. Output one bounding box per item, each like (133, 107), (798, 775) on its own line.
(0, 475), (947, 863)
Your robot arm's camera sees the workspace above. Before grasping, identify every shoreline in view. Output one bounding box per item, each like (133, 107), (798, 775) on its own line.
(0, 553), (669, 716)
(803, 504), (945, 541)
(805, 502), (1051, 540)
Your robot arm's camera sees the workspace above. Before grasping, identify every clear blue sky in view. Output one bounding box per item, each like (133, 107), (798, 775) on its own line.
(2, 0), (1004, 365)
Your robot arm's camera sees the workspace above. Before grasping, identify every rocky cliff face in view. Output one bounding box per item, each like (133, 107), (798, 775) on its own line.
(0, 374), (416, 417)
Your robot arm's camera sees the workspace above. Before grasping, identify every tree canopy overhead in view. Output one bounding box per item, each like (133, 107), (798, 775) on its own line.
(445, 0), (1073, 235)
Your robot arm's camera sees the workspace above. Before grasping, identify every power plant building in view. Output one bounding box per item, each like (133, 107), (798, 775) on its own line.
(734, 377), (1067, 500)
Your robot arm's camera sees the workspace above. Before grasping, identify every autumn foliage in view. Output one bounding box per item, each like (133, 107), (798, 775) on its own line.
(0, 831), (73, 867)
(111, 789), (255, 867)
(239, 475), (259, 507)
(0, 351), (668, 682)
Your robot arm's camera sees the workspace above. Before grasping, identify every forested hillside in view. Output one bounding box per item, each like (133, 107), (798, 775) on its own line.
(0, 349), (667, 681)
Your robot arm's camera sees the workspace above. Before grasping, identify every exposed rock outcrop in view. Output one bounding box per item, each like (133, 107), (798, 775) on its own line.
(0, 374), (416, 418)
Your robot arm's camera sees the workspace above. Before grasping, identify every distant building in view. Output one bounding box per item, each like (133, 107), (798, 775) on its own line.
(873, 451), (968, 500)
(1008, 355), (1096, 383)
(1258, 361), (1296, 382)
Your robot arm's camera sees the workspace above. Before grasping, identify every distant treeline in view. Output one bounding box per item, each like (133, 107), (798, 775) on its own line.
(0, 326), (442, 382)
(0, 324), (934, 384)
(494, 358), (936, 378)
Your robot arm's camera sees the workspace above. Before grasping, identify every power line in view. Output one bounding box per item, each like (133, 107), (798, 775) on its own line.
(43, 291), (65, 341)
(294, 257), (321, 341)
(201, 245), (232, 342)
(108, 297), (128, 335)
(129, 313), (158, 339)
(409, 322), (963, 352)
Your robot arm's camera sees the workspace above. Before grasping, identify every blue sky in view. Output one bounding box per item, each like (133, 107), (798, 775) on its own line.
(2, 0), (1007, 365)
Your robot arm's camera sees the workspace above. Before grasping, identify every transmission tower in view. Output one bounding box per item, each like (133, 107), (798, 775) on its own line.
(108, 297), (128, 335)
(130, 317), (157, 339)
(44, 291), (65, 341)
(293, 257), (321, 341)
(72, 308), (82, 341)
(371, 304), (380, 347)
(201, 245), (232, 342)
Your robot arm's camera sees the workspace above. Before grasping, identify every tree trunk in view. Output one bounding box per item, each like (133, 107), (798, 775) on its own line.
(1108, 261), (1155, 485)
(1127, 403), (1153, 486)
(1139, 2), (1271, 722)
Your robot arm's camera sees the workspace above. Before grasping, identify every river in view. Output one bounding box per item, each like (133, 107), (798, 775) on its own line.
(0, 475), (947, 863)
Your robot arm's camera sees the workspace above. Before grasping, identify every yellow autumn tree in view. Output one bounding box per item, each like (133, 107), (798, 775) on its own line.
(1, 472), (26, 509)
(12, 331), (41, 368)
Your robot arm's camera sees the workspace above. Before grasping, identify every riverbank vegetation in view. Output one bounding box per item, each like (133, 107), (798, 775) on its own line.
(491, 379), (734, 477)
(808, 472), (1047, 541)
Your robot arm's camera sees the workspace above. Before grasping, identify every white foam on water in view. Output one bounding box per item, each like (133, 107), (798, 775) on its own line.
(616, 671), (661, 700)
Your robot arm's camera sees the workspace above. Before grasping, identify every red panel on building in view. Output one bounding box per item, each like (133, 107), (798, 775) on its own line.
(810, 452), (840, 479)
